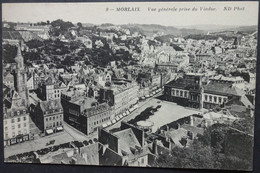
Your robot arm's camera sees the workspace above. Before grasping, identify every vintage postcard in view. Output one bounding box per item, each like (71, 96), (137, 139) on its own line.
(2, 1), (258, 171)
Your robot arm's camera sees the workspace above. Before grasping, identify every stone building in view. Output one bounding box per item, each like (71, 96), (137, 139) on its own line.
(33, 99), (64, 135)
(61, 90), (114, 135)
(3, 90), (30, 146)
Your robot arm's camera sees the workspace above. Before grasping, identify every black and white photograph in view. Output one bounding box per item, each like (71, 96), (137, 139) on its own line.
(2, 1), (258, 171)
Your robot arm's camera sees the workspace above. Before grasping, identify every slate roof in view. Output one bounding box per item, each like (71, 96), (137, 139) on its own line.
(99, 146), (123, 166)
(114, 128), (141, 156)
(204, 81), (243, 96)
(40, 143), (99, 165)
(165, 128), (187, 147)
(39, 99), (63, 114)
(165, 77), (199, 90)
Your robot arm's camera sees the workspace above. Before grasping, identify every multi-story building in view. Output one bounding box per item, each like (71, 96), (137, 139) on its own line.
(203, 80), (243, 109)
(33, 99), (64, 135)
(164, 73), (246, 110)
(41, 76), (67, 101)
(99, 122), (150, 166)
(3, 90), (30, 146)
(164, 73), (204, 109)
(99, 81), (139, 115)
(61, 89), (114, 135)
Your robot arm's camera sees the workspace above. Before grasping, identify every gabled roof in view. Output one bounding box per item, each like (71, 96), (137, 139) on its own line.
(39, 99), (62, 113)
(204, 81), (242, 96)
(114, 128), (141, 156)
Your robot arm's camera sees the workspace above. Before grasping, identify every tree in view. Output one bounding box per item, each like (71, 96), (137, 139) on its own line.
(3, 44), (17, 63)
(77, 22), (83, 28)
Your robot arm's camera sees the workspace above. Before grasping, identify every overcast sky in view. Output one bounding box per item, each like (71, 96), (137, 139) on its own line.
(2, 2), (259, 26)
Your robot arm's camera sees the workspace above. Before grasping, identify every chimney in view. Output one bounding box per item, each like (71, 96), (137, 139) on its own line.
(81, 152), (88, 164)
(102, 144), (108, 155)
(190, 116), (194, 126)
(152, 140), (158, 155)
(177, 123), (181, 129)
(71, 157), (77, 164)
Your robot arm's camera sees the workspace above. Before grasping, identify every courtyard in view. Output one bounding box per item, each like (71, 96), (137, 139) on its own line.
(107, 96), (201, 132)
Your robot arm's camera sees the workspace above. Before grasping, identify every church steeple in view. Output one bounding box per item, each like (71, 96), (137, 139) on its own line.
(15, 43), (24, 69)
(13, 42), (28, 107)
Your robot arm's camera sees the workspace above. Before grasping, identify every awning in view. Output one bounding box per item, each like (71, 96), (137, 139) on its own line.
(57, 126), (63, 131)
(129, 108), (134, 112)
(46, 129), (54, 134)
(107, 121), (112, 126)
(102, 123), (107, 128)
(126, 110), (130, 115)
(152, 92), (156, 95)
(112, 119), (116, 124)
(123, 113), (127, 117)
(119, 114), (123, 119)
(115, 116), (120, 121)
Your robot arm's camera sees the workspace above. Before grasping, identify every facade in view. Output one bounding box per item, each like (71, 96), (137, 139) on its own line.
(99, 81), (139, 115)
(164, 73), (244, 110)
(33, 100), (64, 134)
(164, 73), (204, 109)
(61, 90), (114, 135)
(41, 77), (67, 101)
(3, 72), (14, 89)
(3, 91), (30, 146)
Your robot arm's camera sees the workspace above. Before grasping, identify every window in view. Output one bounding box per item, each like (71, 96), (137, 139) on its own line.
(60, 122), (62, 126)
(214, 96), (217, 103)
(184, 91), (187, 98)
(17, 111), (20, 115)
(205, 95), (208, 101)
(224, 98), (227, 103)
(12, 132), (15, 137)
(23, 110), (26, 114)
(49, 117), (52, 120)
(5, 133), (8, 139)
(18, 130), (21, 135)
(176, 90), (179, 96)
(209, 96), (212, 102)
(171, 89), (175, 96)
(12, 125), (15, 130)
(141, 158), (144, 164)
(219, 97), (222, 103)
(46, 117), (48, 121)
(57, 122), (59, 126)
(11, 119), (15, 123)
(24, 123), (27, 127)
(180, 91), (183, 97)
(53, 116), (55, 120)
(53, 122), (55, 127)
(18, 124), (21, 128)
(24, 116), (26, 121)
(5, 127), (8, 131)
(18, 118), (20, 122)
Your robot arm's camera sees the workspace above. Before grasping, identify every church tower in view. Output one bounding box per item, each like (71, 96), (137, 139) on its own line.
(13, 43), (29, 107)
